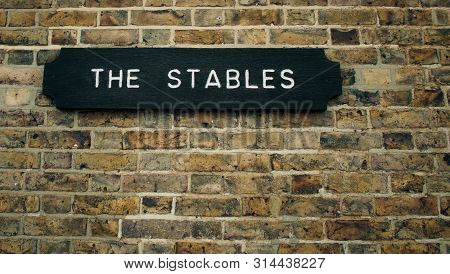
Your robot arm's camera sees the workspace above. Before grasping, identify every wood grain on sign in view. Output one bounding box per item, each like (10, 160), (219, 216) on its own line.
(43, 48), (342, 111)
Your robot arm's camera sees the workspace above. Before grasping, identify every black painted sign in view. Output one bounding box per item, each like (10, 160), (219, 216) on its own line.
(43, 48), (341, 111)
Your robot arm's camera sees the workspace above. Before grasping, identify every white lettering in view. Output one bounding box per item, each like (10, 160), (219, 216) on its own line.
(127, 69), (140, 89)
(281, 69), (295, 89)
(108, 70), (123, 88)
(263, 69), (275, 89)
(245, 70), (258, 89)
(226, 69), (240, 89)
(205, 70), (221, 89)
(91, 68), (104, 88)
(167, 69), (181, 89)
(187, 69), (200, 88)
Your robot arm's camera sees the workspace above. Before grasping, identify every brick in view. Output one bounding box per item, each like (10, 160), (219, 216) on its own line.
(143, 243), (174, 254)
(336, 109), (367, 129)
(426, 28), (449, 46)
(286, 10), (315, 25)
(336, 153), (369, 171)
(325, 49), (378, 65)
(383, 132), (413, 150)
(292, 220), (324, 240)
(336, 89), (381, 107)
(175, 242), (241, 254)
(278, 243), (343, 254)
(175, 30), (234, 44)
(52, 29), (77, 45)
(321, 132), (382, 150)
(89, 174), (121, 192)
(377, 8), (405, 25)
(272, 154), (335, 171)
(45, 110), (74, 127)
(74, 241), (138, 254)
(436, 153), (450, 172)
(395, 67), (426, 85)
(292, 175), (323, 194)
(7, 50), (33, 65)
(124, 130), (187, 149)
(245, 244), (278, 254)
(318, 9), (377, 25)
(86, 0), (142, 7)
(0, 29), (48, 45)
(9, 11), (35, 27)
(237, 153), (270, 172)
(415, 131), (447, 151)
(331, 29), (359, 45)
(0, 239), (37, 254)
(423, 174), (450, 193)
(270, 29), (328, 45)
(37, 50), (59, 65)
(237, 29), (266, 45)
(0, 217), (20, 236)
(0, 0), (52, 9)
(243, 197), (272, 216)
(347, 244), (378, 254)
(407, 9), (433, 26)
(0, 67), (43, 87)
(191, 174), (224, 193)
(413, 85), (444, 107)
(391, 173), (425, 193)
(0, 151), (40, 169)
(40, 240), (70, 254)
(381, 242), (440, 254)
(40, 11), (96, 27)
(0, 194), (38, 213)
(100, 11), (128, 26)
(281, 197), (340, 217)
(395, 218), (449, 239)
(284, 131), (319, 149)
(25, 172), (89, 192)
(176, 0), (234, 6)
(271, 0), (327, 5)
(194, 10), (224, 27)
(142, 196), (172, 214)
(79, 111), (137, 127)
(361, 69), (391, 85)
(326, 219), (393, 240)
(140, 153), (173, 170)
(361, 28), (423, 45)
(74, 153), (137, 171)
(90, 219), (119, 237)
(146, 0), (172, 6)
(327, 173), (388, 193)
(176, 197), (241, 217)
(224, 221), (290, 240)
(380, 48), (407, 65)
(174, 153), (237, 172)
(123, 220), (222, 239)
(131, 10), (191, 26)
(92, 131), (122, 149)
(190, 131), (221, 149)
(375, 196), (438, 216)
(361, 0), (420, 6)
(73, 195), (139, 215)
(409, 48), (439, 65)
(439, 49), (450, 65)
(0, 12), (6, 26)
(431, 67), (450, 85)
(371, 153), (434, 171)
(225, 132), (283, 149)
(224, 174), (290, 194)
(174, 111), (238, 128)
(370, 109), (435, 128)
(381, 89), (411, 106)
(29, 131), (91, 149)
(341, 68), (356, 86)
(420, 0), (449, 7)
(81, 30), (139, 46)
(142, 29), (171, 45)
(42, 195), (71, 214)
(342, 197), (374, 216)
(434, 10), (449, 25)
(0, 130), (26, 148)
(441, 196), (449, 216)
(56, 0), (84, 7)
(239, 0), (267, 5)
(226, 10), (283, 25)
(0, 171), (24, 191)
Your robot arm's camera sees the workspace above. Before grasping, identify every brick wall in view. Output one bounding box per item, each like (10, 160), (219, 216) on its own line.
(0, 0), (448, 254)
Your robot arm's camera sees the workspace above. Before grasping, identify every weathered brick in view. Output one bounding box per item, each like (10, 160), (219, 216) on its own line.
(441, 196), (449, 216)
(272, 154), (335, 171)
(0, 0), (52, 9)
(79, 111), (137, 127)
(409, 48), (439, 65)
(383, 132), (414, 150)
(140, 153), (173, 171)
(321, 132), (382, 150)
(142, 196), (172, 214)
(361, 0), (420, 6)
(239, 0), (268, 5)
(224, 221), (290, 240)
(361, 69), (391, 85)
(0, 194), (38, 213)
(224, 175), (290, 194)
(0, 12), (6, 26)
(51, 29), (77, 45)
(238, 153), (271, 172)
(100, 11), (128, 26)
(25, 172), (89, 192)
(123, 220), (222, 239)
(325, 49), (378, 65)
(416, 129), (447, 149)
(124, 130), (187, 149)
(375, 196), (438, 216)
(90, 219), (119, 237)
(292, 220), (324, 240)
(407, 9), (433, 25)
(336, 153), (369, 171)
(74, 240), (138, 254)
(286, 10), (315, 25)
(124, 174), (187, 193)
(28, 131), (91, 149)
(73, 195), (139, 215)
(42, 195), (71, 214)
(281, 196), (340, 217)
(425, 28), (449, 45)
(327, 173), (388, 193)
(439, 49), (450, 65)
(396, 66), (426, 85)
(175, 111), (238, 128)
(245, 244), (278, 254)
(361, 28), (423, 45)
(190, 131), (221, 149)
(237, 29), (266, 45)
(56, 0), (85, 8)
(284, 131), (319, 149)
(92, 131), (122, 149)
(176, 0), (234, 6)
(331, 29), (359, 45)
(341, 68), (356, 86)
(292, 175), (323, 194)
(0, 217), (21, 236)
(413, 85), (444, 107)
(175, 242), (241, 254)
(194, 9), (224, 27)
(43, 152), (72, 169)
(381, 241), (440, 254)
(37, 50), (59, 65)
(142, 29), (171, 45)
(0, 239), (37, 254)
(142, 243), (174, 254)
(176, 197), (241, 217)
(40, 240), (70, 254)
(132, 10), (191, 26)
(7, 50), (33, 65)
(40, 11), (96, 27)
(431, 67), (450, 85)
(380, 48), (407, 64)
(226, 10), (283, 25)
(334, 89), (381, 107)
(146, 0), (172, 6)
(318, 9), (377, 25)
(86, 0), (142, 7)
(370, 109), (436, 128)
(174, 153), (237, 172)
(46, 110), (74, 127)
(326, 219), (393, 240)
(242, 197), (272, 216)
(371, 153), (434, 171)
(0, 29), (48, 45)
(81, 30), (139, 46)
(9, 11), (35, 27)
(23, 216), (87, 236)
(278, 243), (343, 254)
(391, 173), (425, 193)
(347, 244), (378, 254)
(381, 89), (411, 106)
(0, 130), (26, 148)
(175, 30), (234, 44)
(0, 67), (43, 87)
(341, 197), (374, 216)
(89, 174), (121, 192)
(0, 151), (40, 169)
(0, 171), (24, 191)
(377, 8), (405, 25)
(423, 174), (450, 193)
(436, 153), (450, 171)
(395, 218), (449, 239)
(335, 109), (367, 129)
(271, 29), (328, 45)
(74, 153), (137, 171)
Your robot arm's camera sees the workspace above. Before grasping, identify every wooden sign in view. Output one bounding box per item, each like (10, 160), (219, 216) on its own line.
(43, 48), (341, 111)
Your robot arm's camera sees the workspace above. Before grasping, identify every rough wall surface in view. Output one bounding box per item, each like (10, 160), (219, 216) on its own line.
(0, 0), (449, 254)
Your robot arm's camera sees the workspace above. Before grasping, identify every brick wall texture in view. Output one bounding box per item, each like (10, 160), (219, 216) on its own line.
(0, 0), (449, 254)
